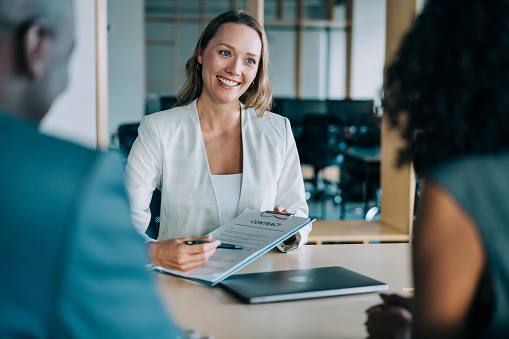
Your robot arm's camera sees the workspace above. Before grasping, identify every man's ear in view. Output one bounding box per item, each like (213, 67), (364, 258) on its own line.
(22, 22), (48, 79)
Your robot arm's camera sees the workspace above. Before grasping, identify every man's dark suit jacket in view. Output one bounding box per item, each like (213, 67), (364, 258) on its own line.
(0, 113), (181, 338)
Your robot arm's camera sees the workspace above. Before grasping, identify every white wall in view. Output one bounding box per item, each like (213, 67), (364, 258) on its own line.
(300, 29), (328, 99)
(263, 0), (386, 100)
(266, 29), (296, 98)
(40, 0), (97, 149)
(145, 20), (201, 96)
(145, 20), (175, 95)
(268, 27), (339, 99)
(328, 29), (347, 99)
(107, 0), (145, 140)
(351, 0), (386, 99)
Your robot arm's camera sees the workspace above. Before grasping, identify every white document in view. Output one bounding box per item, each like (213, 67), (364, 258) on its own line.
(152, 208), (314, 285)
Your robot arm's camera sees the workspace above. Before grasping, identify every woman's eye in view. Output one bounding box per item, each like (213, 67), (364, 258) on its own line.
(219, 50), (231, 57)
(246, 58), (256, 65)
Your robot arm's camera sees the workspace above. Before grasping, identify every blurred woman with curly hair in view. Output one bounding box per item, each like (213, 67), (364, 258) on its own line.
(366, 0), (509, 338)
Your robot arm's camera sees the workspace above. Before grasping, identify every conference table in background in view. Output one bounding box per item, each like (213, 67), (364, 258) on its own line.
(155, 243), (412, 339)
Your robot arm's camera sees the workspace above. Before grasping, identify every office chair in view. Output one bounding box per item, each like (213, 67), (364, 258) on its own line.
(118, 123), (141, 157)
(326, 100), (381, 219)
(159, 96), (178, 111)
(275, 98), (329, 147)
(146, 189), (161, 239)
(299, 114), (345, 218)
(339, 155), (380, 219)
(350, 117), (381, 148)
(117, 122), (161, 238)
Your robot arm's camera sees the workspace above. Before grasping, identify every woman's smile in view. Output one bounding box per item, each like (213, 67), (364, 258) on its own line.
(217, 75), (241, 88)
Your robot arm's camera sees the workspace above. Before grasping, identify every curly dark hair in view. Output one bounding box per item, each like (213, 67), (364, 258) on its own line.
(385, 0), (509, 176)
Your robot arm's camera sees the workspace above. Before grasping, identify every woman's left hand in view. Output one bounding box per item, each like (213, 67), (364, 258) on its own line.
(274, 205), (296, 244)
(274, 205), (289, 214)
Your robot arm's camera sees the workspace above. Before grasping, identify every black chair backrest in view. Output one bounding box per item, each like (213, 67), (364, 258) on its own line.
(351, 123), (381, 147)
(327, 99), (374, 126)
(118, 122), (161, 239)
(277, 99), (328, 126)
(299, 114), (344, 167)
(159, 96), (178, 112)
(118, 123), (140, 157)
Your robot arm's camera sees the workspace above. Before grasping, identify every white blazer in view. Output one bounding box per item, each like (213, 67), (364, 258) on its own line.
(125, 100), (311, 251)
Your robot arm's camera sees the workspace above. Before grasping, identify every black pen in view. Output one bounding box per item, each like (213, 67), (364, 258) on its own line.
(184, 240), (242, 250)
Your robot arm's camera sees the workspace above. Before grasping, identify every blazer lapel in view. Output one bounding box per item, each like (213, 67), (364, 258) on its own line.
(236, 105), (256, 216)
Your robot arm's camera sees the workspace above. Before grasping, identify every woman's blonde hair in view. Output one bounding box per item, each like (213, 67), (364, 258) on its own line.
(176, 10), (272, 117)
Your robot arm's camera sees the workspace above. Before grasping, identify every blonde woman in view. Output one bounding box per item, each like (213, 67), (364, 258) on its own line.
(126, 10), (311, 272)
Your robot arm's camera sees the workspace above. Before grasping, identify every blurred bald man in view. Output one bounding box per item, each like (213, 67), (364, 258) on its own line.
(0, 1), (182, 337)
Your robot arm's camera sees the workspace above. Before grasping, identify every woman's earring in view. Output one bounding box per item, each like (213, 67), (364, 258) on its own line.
(197, 63), (202, 71)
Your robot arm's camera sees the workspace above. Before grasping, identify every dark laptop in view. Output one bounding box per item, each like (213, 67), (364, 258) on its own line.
(220, 266), (388, 304)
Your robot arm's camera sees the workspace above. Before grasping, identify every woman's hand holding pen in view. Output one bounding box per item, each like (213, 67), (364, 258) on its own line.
(149, 234), (220, 272)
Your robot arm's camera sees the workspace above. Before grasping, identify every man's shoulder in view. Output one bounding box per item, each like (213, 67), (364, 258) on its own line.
(0, 113), (96, 156)
(0, 113), (122, 188)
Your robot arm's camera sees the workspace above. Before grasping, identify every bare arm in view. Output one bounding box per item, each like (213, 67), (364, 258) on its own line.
(412, 182), (485, 339)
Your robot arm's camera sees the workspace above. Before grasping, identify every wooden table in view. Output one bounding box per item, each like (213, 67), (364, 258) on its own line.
(308, 219), (411, 244)
(155, 243), (412, 339)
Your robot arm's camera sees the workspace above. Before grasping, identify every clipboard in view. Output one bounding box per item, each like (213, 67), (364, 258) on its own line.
(152, 208), (315, 285)
(260, 210), (294, 220)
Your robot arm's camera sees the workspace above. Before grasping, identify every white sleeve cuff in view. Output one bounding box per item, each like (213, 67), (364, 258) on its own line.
(276, 232), (302, 253)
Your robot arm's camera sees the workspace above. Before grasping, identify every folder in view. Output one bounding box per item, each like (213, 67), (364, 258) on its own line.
(152, 208), (315, 285)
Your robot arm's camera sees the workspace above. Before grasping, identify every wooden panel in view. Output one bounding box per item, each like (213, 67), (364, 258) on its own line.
(96, 0), (109, 151)
(384, 0), (422, 67)
(344, 0), (353, 99)
(295, 0), (303, 98)
(246, 0), (264, 26)
(380, 0), (422, 235)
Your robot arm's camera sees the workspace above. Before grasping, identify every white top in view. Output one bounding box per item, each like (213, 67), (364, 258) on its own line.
(211, 173), (243, 224)
(125, 99), (311, 252)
